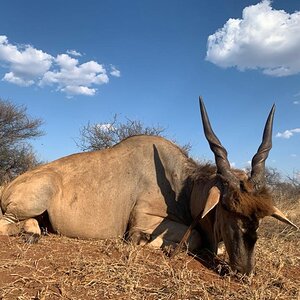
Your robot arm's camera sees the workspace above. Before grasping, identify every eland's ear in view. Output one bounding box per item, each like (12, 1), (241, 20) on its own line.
(201, 186), (221, 219)
(271, 206), (298, 229)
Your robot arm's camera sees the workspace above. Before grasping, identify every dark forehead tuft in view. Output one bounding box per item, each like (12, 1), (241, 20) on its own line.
(224, 185), (274, 218)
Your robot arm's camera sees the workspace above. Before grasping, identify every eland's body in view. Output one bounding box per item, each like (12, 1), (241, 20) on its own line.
(0, 98), (297, 274)
(0, 135), (201, 243)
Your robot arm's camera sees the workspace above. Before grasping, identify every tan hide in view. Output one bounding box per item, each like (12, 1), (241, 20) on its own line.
(201, 186), (221, 219)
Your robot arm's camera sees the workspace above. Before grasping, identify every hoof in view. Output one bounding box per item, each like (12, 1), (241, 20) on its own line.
(23, 233), (40, 244)
(137, 232), (151, 246)
(129, 231), (151, 245)
(163, 244), (176, 256)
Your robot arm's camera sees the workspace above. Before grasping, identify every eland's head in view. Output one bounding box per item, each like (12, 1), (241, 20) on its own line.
(198, 98), (297, 275)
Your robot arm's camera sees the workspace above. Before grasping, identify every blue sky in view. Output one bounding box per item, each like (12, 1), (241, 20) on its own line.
(0, 0), (299, 178)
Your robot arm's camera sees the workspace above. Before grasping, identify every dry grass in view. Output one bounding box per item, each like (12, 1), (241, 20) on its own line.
(0, 200), (299, 300)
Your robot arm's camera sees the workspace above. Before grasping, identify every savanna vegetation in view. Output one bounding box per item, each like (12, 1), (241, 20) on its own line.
(0, 101), (299, 299)
(0, 99), (43, 185)
(76, 114), (166, 152)
(0, 196), (299, 299)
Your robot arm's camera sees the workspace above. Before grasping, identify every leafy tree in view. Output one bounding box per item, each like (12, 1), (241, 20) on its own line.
(0, 99), (43, 184)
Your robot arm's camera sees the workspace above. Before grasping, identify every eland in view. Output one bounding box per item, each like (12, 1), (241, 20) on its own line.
(0, 98), (297, 274)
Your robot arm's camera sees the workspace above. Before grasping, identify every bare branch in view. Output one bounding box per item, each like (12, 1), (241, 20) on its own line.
(76, 115), (166, 152)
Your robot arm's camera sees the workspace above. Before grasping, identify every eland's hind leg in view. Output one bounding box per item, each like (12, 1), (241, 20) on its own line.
(0, 172), (59, 243)
(0, 213), (42, 243)
(0, 213), (22, 236)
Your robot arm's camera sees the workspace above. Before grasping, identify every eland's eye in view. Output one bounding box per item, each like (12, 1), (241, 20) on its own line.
(238, 218), (258, 247)
(243, 230), (258, 247)
(242, 216), (259, 231)
(239, 226), (247, 234)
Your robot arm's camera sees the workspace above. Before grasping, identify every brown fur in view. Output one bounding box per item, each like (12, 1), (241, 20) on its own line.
(221, 181), (274, 219)
(184, 162), (275, 219)
(185, 162), (274, 219)
(186, 162), (217, 183)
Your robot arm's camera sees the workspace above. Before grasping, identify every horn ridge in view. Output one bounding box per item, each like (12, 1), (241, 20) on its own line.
(199, 97), (237, 182)
(250, 104), (275, 189)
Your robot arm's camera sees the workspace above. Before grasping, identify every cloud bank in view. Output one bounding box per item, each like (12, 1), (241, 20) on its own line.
(0, 35), (120, 96)
(276, 128), (300, 139)
(206, 1), (300, 77)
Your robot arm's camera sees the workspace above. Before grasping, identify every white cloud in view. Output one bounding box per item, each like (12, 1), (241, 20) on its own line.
(276, 128), (300, 139)
(95, 123), (114, 131)
(0, 35), (53, 85)
(3, 72), (35, 87)
(293, 100), (299, 105)
(56, 54), (78, 70)
(66, 49), (82, 57)
(110, 65), (121, 77)
(61, 85), (96, 96)
(206, 1), (300, 77)
(0, 35), (119, 96)
(40, 55), (109, 95)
